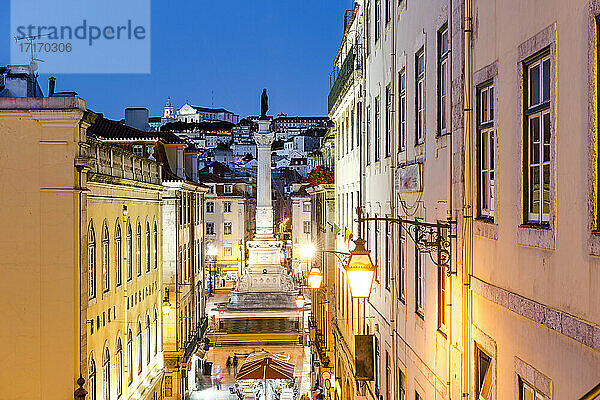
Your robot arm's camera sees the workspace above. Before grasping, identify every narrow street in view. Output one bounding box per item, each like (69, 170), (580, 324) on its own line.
(190, 287), (313, 400)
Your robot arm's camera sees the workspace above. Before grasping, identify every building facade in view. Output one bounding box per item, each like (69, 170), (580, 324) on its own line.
(290, 184), (313, 275)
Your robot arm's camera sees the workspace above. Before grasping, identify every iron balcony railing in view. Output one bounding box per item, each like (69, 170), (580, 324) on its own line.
(328, 47), (357, 113)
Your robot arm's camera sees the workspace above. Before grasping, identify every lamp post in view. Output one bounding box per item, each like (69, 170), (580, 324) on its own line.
(295, 293), (306, 346)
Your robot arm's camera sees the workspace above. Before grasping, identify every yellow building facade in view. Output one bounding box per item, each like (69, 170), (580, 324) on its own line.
(0, 97), (165, 399)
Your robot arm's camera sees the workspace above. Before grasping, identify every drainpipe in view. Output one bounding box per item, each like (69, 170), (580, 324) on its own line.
(447, 0), (454, 398)
(462, 0), (474, 398)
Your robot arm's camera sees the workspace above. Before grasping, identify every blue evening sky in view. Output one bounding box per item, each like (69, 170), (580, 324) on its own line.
(0, 0), (354, 120)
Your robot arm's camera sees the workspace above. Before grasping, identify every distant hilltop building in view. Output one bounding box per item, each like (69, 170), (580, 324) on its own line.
(177, 103), (239, 124)
(271, 114), (333, 134)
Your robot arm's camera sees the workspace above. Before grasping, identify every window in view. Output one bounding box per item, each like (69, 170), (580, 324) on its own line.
(374, 336), (380, 386)
(366, 3), (371, 55)
(302, 201), (311, 213)
(375, 97), (381, 161)
(385, 85), (392, 157)
(519, 378), (545, 400)
(116, 338), (123, 397)
(438, 257), (446, 330)
(137, 322), (142, 374)
(476, 346), (493, 400)
(224, 222), (233, 235)
(398, 225), (406, 302)
(375, 0), (381, 42)
(89, 356), (97, 400)
(398, 69), (406, 151)
(88, 224), (96, 300)
(416, 49), (425, 144)
(398, 368), (406, 400)
(385, 351), (391, 400)
(303, 221), (311, 234)
(153, 311), (158, 355)
(357, 104), (362, 147)
(102, 223), (110, 293)
(146, 315), (151, 365)
(366, 106), (372, 164)
(136, 223), (142, 277)
(153, 222), (158, 270)
(224, 185), (233, 194)
(206, 222), (215, 235)
(206, 201), (215, 213)
(115, 224), (122, 287)
(103, 347), (110, 400)
(415, 240), (424, 316)
(523, 50), (551, 224)
(224, 201), (232, 213)
(415, 393), (422, 400)
(385, 0), (391, 24)
(438, 25), (449, 135)
(208, 185), (214, 194)
(127, 330), (133, 385)
(223, 245), (232, 257)
(477, 83), (496, 219)
(127, 222), (133, 281)
(385, 224), (390, 290)
(145, 222), (151, 273)
(132, 145), (143, 157)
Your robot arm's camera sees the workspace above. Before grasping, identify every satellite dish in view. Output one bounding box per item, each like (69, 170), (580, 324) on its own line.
(29, 61), (38, 72)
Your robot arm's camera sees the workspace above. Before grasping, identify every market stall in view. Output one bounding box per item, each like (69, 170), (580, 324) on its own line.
(234, 351), (297, 400)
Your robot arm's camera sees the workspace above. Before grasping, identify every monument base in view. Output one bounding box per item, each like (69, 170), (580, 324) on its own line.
(228, 290), (297, 310)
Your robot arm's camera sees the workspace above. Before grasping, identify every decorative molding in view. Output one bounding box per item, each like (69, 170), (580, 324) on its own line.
(587, 0), (600, 255)
(514, 357), (553, 399)
(472, 276), (600, 352)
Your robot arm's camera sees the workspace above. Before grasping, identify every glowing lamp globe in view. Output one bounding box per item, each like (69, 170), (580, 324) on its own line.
(162, 301), (171, 315)
(308, 267), (323, 289)
(345, 238), (376, 299)
(295, 294), (306, 309)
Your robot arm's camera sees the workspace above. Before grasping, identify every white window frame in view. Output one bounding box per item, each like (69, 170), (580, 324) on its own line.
(223, 245), (233, 257)
(439, 25), (449, 135)
(206, 201), (215, 213)
(524, 53), (552, 224)
(88, 225), (96, 300)
(224, 185), (233, 194)
(224, 222), (233, 235)
(224, 201), (232, 213)
(398, 69), (406, 152)
(520, 378), (545, 400)
(302, 201), (311, 213)
(416, 49), (425, 144)
(303, 221), (311, 234)
(478, 83), (496, 219)
(132, 145), (143, 157)
(415, 242), (424, 316)
(375, 97), (381, 161)
(206, 222), (215, 235)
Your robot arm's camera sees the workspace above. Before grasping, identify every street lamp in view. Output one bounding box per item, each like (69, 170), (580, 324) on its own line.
(300, 243), (315, 260)
(344, 238), (376, 299)
(307, 267), (323, 289)
(162, 288), (171, 315)
(295, 293), (306, 308)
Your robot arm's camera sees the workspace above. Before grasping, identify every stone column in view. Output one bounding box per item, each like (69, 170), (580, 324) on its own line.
(254, 120), (274, 239)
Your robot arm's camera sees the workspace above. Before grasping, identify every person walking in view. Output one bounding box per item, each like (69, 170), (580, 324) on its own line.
(232, 354), (239, 374)
(226, 356), (232, 375)
(215, 366), (223, 390)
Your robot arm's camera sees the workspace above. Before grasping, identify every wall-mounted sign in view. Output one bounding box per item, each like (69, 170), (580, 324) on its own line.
(395, 163), (422, 193)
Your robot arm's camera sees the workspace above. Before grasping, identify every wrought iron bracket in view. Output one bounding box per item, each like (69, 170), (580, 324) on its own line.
(357, 214), (455, 273)
(321, 250), (351, 267)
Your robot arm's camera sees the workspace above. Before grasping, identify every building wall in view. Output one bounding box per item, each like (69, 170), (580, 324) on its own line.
(470, 0), (600, 397)
(291, 194), (312, 274)
(0, 97), (86, 399)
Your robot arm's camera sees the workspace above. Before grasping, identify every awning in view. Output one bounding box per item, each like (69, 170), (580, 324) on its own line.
(235, 351), (295, 381)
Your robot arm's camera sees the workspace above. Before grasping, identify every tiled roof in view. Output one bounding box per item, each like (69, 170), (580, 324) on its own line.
(88, 116), (187, 144)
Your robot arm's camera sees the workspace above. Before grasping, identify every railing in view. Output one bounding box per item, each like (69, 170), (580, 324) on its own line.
(328, 47), (356, 113)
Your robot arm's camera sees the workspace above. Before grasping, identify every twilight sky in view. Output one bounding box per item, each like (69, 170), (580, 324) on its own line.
(0, 0), (354, 120)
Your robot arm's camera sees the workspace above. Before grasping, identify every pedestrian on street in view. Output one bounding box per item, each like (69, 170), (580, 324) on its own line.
(215, 366), (223, 390)
(232, 354), (238, 374)
(300, 393), (311, 400)
(226, 356), (232, 374)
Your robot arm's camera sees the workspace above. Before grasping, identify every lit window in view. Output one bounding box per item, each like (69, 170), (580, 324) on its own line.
(223, 245), (233, 257)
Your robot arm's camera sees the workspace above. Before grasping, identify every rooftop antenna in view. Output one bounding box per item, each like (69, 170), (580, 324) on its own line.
(211, 90), (214, 107)
(14, 33), (50, 92)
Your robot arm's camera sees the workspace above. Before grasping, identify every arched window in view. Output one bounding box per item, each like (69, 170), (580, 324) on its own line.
(153, 221), (158, 270)
(115, 224), (122, 287)
(127, 329), (133, 385)
(116, 338), (123, 397)
(153, 310), (158, 355)
(102, 223), (110, 293)
(136, 222), (142, 277)
(88, 224), (96, 300)
(145, 222), (151, 273)
(146, 315), (151, 364)
(103, 346), (110, 400)
(89, 356), (97, 400)
(127, 222), (133, 281)
(137, 322), (142, 374)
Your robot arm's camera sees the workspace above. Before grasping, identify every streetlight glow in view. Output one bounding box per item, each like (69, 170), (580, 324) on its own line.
(300, 243), (315, 259)
(344, 238), (376, 299)
(308, 266), (323, 289)
(295, 293), (306, 308)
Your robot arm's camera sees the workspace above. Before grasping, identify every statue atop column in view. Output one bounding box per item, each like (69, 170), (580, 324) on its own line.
(260, 89), (268, 119)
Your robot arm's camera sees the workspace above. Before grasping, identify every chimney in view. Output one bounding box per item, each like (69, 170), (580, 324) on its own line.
(48, 77), (56, 97)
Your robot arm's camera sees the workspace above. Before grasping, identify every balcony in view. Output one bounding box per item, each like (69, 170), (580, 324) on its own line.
(328, 47), (358, 113)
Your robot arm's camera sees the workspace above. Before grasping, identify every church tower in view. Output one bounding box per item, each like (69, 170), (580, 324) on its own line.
(163, 97), (174, 119)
